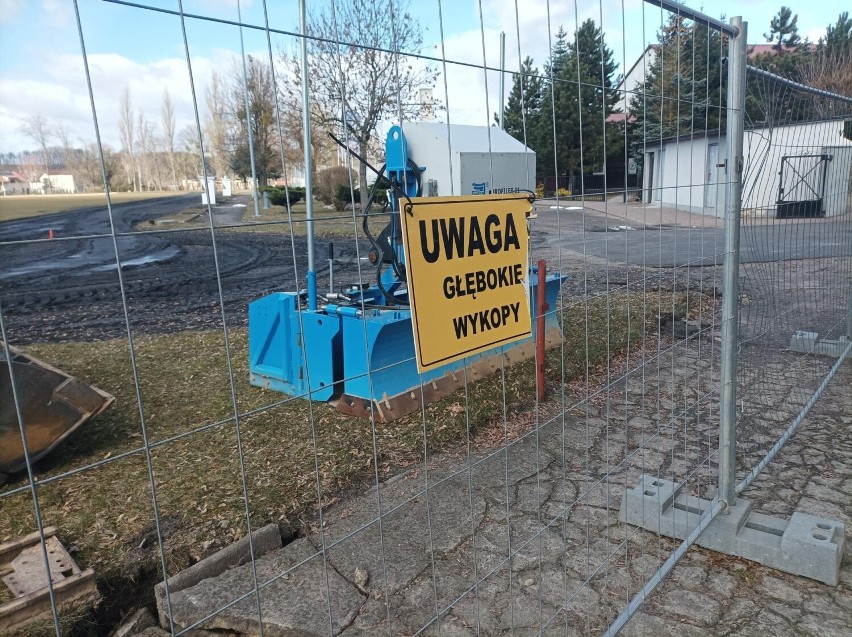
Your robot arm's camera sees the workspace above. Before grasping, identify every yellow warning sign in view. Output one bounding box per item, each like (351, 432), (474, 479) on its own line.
(399, 193), (532, 372)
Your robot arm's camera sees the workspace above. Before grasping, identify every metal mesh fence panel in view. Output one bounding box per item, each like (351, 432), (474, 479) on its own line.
(735, 67), (852, 493)
(0, 1), (848, 637)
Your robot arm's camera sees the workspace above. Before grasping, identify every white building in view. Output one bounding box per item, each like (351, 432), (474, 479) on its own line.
(643, 118), (852, 217)
(614, 44), (659, 107)
(43, 173), (77, 194)
(0, 170), (30, 195)
(400, 122), (536, 196)
(30, 173), (78, 194)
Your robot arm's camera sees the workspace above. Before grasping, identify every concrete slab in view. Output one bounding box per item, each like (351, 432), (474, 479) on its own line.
(154, 522), (281, 627)
(619, 475), (846, 585)
(144, 346), (851, 637)
(789, 331), (849, 357)
(162, 538), (366, 636)
(111, 608), (156, 637)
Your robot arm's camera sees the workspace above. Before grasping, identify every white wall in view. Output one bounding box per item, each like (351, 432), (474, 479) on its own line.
(43, 173), (77, 194)
(1, 181), (30, 195)
(616, 46), (658, 108)
(402, 122), (536, 197)
(823, 146), (852, 217)
(403, 125), (454, 196)
(458, 152), (536, 196)
(659, 119), (852, 217)
(651, 135), (727, 217)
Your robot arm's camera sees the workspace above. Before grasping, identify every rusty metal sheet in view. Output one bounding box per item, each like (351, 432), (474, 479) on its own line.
(0, 528), (99, 633)
(0, 342), (115, 475)
(337, 328), (561, 422)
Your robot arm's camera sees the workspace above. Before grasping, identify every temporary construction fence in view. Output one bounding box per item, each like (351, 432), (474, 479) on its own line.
(0, 0), (849, 636)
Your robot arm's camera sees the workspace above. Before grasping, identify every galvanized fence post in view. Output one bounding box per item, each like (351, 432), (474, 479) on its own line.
(718, 16), (747, 509)
(847, 284), (851, 341)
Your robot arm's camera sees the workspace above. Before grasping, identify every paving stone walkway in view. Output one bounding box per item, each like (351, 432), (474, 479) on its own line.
(158, 341), (850, 636)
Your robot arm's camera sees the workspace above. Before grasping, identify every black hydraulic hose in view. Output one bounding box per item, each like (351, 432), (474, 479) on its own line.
(361, 163), (387, 265)
(386, 159), (422, 283)
(376, 260), (409, 306)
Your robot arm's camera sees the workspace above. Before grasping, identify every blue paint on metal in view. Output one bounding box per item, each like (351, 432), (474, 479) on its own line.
(306, 270), (317, 311)
(248, 274), (563, 405)
(248, 121), (567, 412)
(340, 273), (563, 403)
(249, 292), (339, 401)
(385, 126), (409, 176)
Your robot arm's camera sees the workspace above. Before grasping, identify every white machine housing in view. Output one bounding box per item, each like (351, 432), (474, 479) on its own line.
(399, 122), (536, 197)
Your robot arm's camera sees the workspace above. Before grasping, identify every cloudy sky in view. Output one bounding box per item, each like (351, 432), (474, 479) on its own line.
(0, 0), (843, 155)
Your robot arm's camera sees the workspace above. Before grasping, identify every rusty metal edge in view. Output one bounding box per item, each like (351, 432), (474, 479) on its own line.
(0, 528), (59, 566)
(337, 328), (562, 422)
(1, 341), (115, 414)
(1, 341), (115, 474)
(0, 569), (100, 633)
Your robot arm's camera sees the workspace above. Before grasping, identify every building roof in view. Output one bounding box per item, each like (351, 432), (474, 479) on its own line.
(605, 113), (636, 124)
(0, 170), (26, 183)
(400, 122), (534, 154)
(655, 116), (852, 146)
(615, 44), (660, 94)
(748, 43), (816, 57)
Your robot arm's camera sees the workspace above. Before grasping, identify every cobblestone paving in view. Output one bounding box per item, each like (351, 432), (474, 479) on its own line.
(160, 335), (850, 636)
(620, 360), (851, 637)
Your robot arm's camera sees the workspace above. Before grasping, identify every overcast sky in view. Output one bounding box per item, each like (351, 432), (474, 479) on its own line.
(0, 0), (843, 154)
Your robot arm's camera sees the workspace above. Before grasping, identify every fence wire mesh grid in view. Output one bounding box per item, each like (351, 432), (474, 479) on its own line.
(0, 1), (849, 637)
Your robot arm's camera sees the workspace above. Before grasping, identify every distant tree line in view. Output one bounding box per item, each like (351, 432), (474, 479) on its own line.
(6, 0), (435, 202)
(497, 19), (622, 180)
(497, 8), (852, 181)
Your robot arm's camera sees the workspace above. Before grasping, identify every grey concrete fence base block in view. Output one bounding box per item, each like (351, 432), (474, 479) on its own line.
(154, 523), (282, 628)
(790, 331), (849, 357)
(619, 475), (845, 586)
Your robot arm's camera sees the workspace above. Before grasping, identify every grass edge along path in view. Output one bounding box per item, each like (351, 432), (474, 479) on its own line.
(0, 192), (185, 222)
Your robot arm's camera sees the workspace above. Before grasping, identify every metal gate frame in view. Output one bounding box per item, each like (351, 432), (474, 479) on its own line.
(776, 153), (832, 218)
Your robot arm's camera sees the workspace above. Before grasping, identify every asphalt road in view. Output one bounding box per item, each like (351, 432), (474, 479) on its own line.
(0, 195), (366, 343)
(1, 196), (847, 344)
(531, 208), (851, 267)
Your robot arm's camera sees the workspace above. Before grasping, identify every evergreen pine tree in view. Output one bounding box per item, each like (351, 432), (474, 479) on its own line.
(535, 27), (571, 178)
(765, 6), (801, 50)
(628, 17), (728, 164)
(569, 19), (622, 176)
(499, 56), (544, 145)
(536, 21), (619, 180)
(823, 11), (852, 53)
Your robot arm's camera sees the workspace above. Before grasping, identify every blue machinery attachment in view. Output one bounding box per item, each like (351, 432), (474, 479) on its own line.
(249, 126), (564, 422)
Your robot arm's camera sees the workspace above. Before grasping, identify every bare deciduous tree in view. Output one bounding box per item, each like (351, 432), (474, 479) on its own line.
(205, 72), (230, 179)
(21, 114), (52, 192)
(118, 86), (138, 191)
(79, 142), (119, 191)
(161, 88), (178, 189)
(56, 121), (75, 168)
(285, 0), (436, 204)
(137, 111), (161, 190)
(798, 47), (852, 100)
(228, 55), (278, 185)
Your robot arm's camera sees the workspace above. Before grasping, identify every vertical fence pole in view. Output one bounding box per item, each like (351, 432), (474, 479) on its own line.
(499, 31), (506, 129)
(536, 260), (547, 401)
(718, 16), (747, 509)
(847, 284), (851, 340)
(237, 0), (261, 219)
(300, 0), (317, 310)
